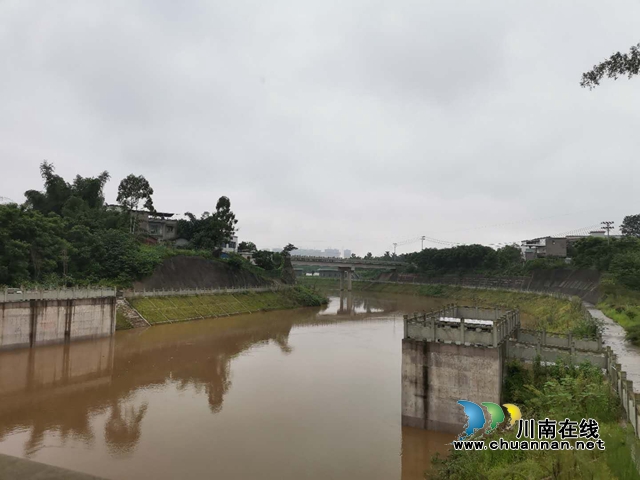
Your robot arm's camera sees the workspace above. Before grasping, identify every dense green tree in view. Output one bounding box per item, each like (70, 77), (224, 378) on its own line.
(117, 174), (155, 213)
(581, 43), (640, 89)
(177, 196), (239, 254)
(24, 161), (110, 216)
(213, 196), (237, 246)
(0, 204), (66, 283)
(621, 214), (640, 238)
(364, 252), (373, 259)
(252, 250), (281, 270)
(609, 251), (640, 290)
(238, 241), (257, 252)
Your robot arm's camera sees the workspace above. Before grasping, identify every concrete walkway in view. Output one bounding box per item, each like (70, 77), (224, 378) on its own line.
(0, 453), (106, 479)
(586, 303), (640, 393)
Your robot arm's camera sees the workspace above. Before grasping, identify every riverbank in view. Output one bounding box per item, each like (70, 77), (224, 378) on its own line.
(120, 286), (326, 326)
(428, 359), (640, 479)
(598, 283), (640, 345)
(299, 278), (597, 337)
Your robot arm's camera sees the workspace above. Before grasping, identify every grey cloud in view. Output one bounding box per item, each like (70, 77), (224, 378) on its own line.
(1, 0), (640, 255)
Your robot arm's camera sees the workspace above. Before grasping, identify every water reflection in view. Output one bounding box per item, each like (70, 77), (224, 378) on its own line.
(321, 291), (396, 316)
(0, 293), (454, 479)
(105, 402), (148, 456)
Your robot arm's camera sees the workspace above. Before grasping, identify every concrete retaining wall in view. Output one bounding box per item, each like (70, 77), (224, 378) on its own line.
(0, 297), (116, 350)
(383, 269), (601, 303)
(401, 339), (504, 433)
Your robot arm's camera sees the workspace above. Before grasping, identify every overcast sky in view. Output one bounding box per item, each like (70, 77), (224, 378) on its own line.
(1, 0), (639, 255)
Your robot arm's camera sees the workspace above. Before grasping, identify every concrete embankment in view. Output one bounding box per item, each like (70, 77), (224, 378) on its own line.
(123, 286), (326, 326)
(378, 268), (602, 303)
(133, 255), (270, 291)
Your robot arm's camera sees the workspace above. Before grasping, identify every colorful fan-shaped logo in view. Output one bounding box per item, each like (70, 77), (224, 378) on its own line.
(456, 400), (521, 439)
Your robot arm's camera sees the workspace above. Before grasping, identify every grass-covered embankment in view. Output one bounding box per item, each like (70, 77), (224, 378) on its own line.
(428, 359), (640, 480)
(298, 278), (597, 337)
(128, 286), (327, 325)
(598, 280), (640, 345)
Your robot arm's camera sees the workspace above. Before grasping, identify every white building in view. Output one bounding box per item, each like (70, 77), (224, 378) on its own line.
(222, 235), (238, 253)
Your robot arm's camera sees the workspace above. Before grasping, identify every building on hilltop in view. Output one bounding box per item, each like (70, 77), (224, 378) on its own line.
(107, 204), (238, 251)
(222, 235), (238, 253)
(106, 204), (178, 243)
(520, 237), (567, 260)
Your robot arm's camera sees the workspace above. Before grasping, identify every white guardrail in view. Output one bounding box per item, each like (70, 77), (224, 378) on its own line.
(124, 285), (293, 298)
(2, 287), (117, 303)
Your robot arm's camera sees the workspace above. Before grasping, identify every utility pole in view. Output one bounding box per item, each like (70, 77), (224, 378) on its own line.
(421, 236), (425, 251)
(393, 243), (397, 256)
(601, 221), (614, 244)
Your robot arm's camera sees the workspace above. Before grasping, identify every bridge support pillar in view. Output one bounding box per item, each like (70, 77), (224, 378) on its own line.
(338, 266), (353, 292)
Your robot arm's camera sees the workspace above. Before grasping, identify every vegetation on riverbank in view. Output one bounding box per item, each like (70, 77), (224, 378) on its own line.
(299, 278), (598, 337)
(128, 286), (327, 325)
(115, 306), (134, 330)
(598, 279), (640, 345)
(0, 162), (299, 289)
(428, 359), (640, 480)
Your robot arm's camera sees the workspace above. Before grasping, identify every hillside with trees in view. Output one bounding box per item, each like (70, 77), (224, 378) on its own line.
(0, 162), (258, 288)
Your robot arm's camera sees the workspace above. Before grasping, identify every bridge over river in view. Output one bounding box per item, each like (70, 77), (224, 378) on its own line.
(290, 256), (408, 291)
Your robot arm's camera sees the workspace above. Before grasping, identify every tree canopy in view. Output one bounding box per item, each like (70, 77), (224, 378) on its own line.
(177, 196), (238, 253)
(581, 43), (640, 89)
(116, 174), (155, 212)
(621, 214), (640, 238)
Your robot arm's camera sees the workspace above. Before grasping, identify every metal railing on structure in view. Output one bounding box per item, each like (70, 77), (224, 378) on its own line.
(404, 304), (520, 347)
(2, 287), (116, 303)
(124, 285), (293, 299)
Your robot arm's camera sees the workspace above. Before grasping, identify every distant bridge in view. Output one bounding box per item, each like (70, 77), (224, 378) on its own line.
(290, 256), (407, 270)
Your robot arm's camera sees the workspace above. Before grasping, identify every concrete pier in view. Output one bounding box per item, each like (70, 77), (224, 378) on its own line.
(401, 305), (518, 433)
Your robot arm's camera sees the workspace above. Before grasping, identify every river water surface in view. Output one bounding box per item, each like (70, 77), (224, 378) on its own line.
(0, 292), (455, 479)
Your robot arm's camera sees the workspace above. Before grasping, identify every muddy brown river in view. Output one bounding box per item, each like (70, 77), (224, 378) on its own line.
(0, 292), (456, 480)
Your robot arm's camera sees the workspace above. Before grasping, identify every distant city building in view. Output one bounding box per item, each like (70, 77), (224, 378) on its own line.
(324, 248), (340, 258)
(344, 249), (352, 259)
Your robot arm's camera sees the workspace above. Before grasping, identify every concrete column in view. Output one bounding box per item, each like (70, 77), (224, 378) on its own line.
(347, 270), (352, 292)
(339, 271), (344, 291)
(492, 322), (498, 347)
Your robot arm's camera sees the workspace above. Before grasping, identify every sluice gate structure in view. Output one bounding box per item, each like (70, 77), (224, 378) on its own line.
(402, 304), (607, 434)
